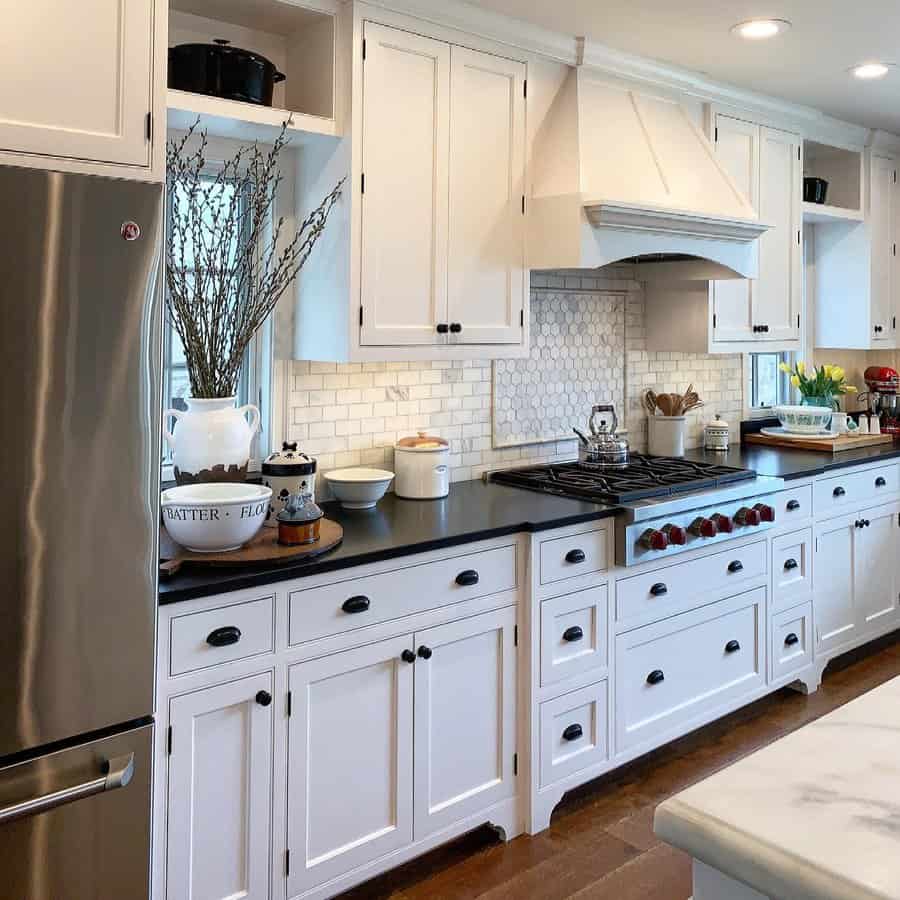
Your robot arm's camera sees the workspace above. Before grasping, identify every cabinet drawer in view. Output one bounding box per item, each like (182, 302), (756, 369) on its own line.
(776, 484), (812, 523)
(540, 586), (608, 687)
(539, 681), (609, 788)
(169, 596), (275, 677)
(616, 540), (767, 628)
(772, 528), (812, 611)
(771, 603), (812, 682)
(539, 526), (609, 586)
(615, 588), (765, 754)
(814, 464), (898, 518)
(289, 544), (517, 645)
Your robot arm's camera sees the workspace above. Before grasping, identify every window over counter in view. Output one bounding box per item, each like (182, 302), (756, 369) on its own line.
(749, 352), (791, 412)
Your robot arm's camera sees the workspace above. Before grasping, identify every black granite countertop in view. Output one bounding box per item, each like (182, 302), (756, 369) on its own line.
(159, 480), (618, 604)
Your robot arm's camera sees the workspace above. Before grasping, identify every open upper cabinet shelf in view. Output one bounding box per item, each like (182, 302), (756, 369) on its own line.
(803, 140), (863, 221)
(167, 0), (339, 144)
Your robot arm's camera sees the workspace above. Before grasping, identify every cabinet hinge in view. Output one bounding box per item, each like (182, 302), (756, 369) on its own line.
(287, 691), (293, 717)
(285, 849), (291, 877)
(798, 146), (801, 161)
(359, 305), (364, 327)
(521, 195), (526, 215)
(167, 726), (173, 755)
(520, 309), (524, 328)
(712, 313), (717, 328)
(893, 316), (897, 330)
(513, 753), (518, 775)
(714, 126), (718, 142)
(523, 79), (528, 99)
(894, 242), (897, 257)
(514, 624), (518, 646)
(145, 112), (152, 143)
(894, 170), (897, 184)
(797, 230), (801, 245)
(361, 172), (365, 195)
(362, 38), (366, 61)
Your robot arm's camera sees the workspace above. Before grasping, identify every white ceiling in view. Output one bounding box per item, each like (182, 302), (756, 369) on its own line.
(468, 0), (900, 134)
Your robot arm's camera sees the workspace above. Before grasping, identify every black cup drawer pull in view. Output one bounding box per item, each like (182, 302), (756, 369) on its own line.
(784, 558), (799, 571)
(342, 595), (371, 614)
(565, 548), (587, 564)
(455, 570), (480, 587)
(646, 669), (665, 685)
(784, 632), (800, 647)
(725, 639), (741, 654)
(562, 723), (583, 742)
(727, 560), (744, 573)
(833, 486), (846, 498)
(876, 477), (887, 487)
(562, 625), (584, 643)
(206, 626), (241, 647)
(649, 582), (668, 597)
(786, 499), (801, 511)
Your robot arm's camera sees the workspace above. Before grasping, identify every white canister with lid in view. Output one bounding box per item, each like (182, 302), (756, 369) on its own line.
(394, 432), (450, 499)
(261, 443), (317, 527)
(704, 415), (731, 451)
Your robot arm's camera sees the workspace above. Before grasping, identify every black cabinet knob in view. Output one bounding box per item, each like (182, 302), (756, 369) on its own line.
(455, 570), (480, 587)
(436, 323), (449, 334)
(255, 690), (272, 707)
(646, 669), (665, 685)
(784, 558), (799, 571)
(876, 477), (887, 487)
(864, 519), (871, 527)
(725, 639), (741, 654)
(727, 560), (744, 573)
(562, 723), (583, 742)
(401, 649), (416, 664)
(855, 520), (862, 529)
(417, 645), (433, 660)
(449, 322), (462, 333)
(786, 499), (801, 511)
(649, 582), (668, 597)
(342, 595), (371, 614)
(784, 632), (800, 647)
(565, 548), (586, 564)
(562, 625), (584, 642)
(206, 625), (241, 647)
(833, 486), (846, 497)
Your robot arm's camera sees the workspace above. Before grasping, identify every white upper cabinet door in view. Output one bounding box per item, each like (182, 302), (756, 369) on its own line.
(166, 672), (273, 900)
(287, 635), (414, 896)
(446, 47), (526, 344)
(360, 23), (450, 346)
(813, 513), (857, 655)
(0, 0), (153, 167)
(855, 501), (900, 636)
(413, 606), (517, 840)
(755, 126), (802, 343)
(870, 155), (895, 341)
(711, 115), (758, 344)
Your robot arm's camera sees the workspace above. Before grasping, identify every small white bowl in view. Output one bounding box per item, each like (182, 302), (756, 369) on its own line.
(161, 483), (272, 552)
(324, 468), (394, 509)
(774, 404), (833, 434)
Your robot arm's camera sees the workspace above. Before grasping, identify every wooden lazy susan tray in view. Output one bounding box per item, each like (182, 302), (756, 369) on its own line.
(159, 519), (343, 577)
(745, 430), (895, 453)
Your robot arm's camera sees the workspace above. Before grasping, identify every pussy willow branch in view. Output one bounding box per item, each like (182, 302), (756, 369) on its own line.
(165, 121), (344, 398)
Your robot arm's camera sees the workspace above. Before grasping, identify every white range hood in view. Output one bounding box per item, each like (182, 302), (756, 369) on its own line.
(529, 69), (769, 279)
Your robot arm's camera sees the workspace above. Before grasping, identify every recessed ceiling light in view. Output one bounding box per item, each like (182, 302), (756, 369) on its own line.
(850, 62), (895, 80)
(730, 18), (791, 40)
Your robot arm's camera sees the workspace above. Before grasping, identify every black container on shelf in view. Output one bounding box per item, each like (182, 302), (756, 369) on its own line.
(803, 176), (829, 204)
(168, 39), (285, 107)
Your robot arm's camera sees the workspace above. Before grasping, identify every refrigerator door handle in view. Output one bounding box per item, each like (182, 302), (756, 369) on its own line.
(0, 752), (134, 825)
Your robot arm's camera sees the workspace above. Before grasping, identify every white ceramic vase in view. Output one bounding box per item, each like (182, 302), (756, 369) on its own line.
(163, 397), (260, 484)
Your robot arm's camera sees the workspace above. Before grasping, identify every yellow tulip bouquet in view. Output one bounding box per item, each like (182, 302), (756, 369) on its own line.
(778, 361), (857, 409)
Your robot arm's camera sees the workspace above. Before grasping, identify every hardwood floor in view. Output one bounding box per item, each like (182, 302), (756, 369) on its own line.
(339, 632), (900, 899)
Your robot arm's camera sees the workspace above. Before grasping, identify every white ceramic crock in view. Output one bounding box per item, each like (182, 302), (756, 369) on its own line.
(394, 432), (450, 499)
(163, 396), (260, 483)
(648, 415), (687, 457)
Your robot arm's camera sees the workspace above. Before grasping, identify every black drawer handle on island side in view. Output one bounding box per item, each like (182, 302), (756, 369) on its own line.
(727, 560), (744, 573)
(787, 499), (801, 511)
(725, 640), (741, 654)
(650, 582), (668, 597)
(784, 558), (799, 571)
(876, 477), (887, 487)
(833, 486), (846, 498)
(562, 723), (583, 742)
(784, 633), (800, 647)
(456, 570), (480, 587)
(647, 669), (665, 685)
(255, 690), (272, 707)
(565, 548), (586, 564)
(342, 595), (371, 614)
(562, 625), (584, 643)
(206, 625), (242, 648)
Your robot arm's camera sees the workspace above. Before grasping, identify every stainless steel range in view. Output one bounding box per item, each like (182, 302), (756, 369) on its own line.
(490, 455), (784, 566)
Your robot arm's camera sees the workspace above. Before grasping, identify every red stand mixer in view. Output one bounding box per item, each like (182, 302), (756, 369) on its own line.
(862, 366), (900, 434)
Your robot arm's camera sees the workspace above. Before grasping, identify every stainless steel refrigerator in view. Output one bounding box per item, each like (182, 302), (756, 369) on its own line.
(0, 166), (162, 898)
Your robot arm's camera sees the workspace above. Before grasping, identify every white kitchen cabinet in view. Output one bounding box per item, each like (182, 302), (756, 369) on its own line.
(871, 154), (896, 342)
(166, 672), (273, 900)
(0, 0), (162, 177)
(812, 512), (857, 655)
(413, 607), (517, 839)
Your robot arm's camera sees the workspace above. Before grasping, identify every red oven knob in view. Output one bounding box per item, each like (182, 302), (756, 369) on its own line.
(689, 517), (718, 538)
(712, 513), (734, 534)
(640, 528), (669, 551)
(663, 524), (687, 545)
(736, 507), (762, 526)
(753, 503), (776, 523)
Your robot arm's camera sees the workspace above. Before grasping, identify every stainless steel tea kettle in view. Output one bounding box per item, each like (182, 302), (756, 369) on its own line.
(574, 404), (630, 468)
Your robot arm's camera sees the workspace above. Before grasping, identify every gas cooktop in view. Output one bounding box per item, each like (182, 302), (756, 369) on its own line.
(489, 454), (757, 504)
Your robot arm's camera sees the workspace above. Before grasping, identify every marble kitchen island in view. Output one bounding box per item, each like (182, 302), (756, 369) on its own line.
(654, 674), (900, 899)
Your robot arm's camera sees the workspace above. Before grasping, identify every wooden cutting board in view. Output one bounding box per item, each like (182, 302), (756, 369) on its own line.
(159, 519), (343, 577)
(745, 431), (895, 453)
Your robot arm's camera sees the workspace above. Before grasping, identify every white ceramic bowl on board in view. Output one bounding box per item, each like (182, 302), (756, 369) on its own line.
(160, 483), (272, 552)
(323, 468), (395, 509)
(774, 405), (833, 434)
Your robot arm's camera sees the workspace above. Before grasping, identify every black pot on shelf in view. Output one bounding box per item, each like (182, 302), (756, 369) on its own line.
(803, 176), (829, 204)
(168, 39), (286, 107)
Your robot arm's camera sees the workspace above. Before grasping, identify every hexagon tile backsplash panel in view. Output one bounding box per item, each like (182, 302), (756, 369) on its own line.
(493, 291), (626, 447)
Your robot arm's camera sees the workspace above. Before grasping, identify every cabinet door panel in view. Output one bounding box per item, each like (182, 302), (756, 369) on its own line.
(755, 126), (801, 342)
(855, 501), (900, 634)
(413, 607), (517, 839)
(0, 0), (152, 166)
(287, 636), (414, 895)
(711, 116), (757, 343)
(166, 673), (273, 900)
(813, 514), (857, 654)
(871, 155), (894, 341)
(360, 23), (449, 346)
(447, 47), (526, 344)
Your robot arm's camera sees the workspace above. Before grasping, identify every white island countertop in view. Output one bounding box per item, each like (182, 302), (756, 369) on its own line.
(654, 675), (900, 900)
